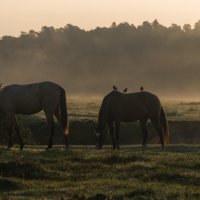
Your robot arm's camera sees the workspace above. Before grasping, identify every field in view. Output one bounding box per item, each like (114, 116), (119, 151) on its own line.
(0, 99), (200, 199)
(0, 145), (199, 200)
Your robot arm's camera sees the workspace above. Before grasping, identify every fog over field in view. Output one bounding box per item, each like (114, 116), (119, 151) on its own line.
(1, 21), (200, 99)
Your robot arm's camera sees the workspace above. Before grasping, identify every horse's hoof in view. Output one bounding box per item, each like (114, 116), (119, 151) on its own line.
(7, 143), (13, 150)
(20, 151), (24, 159)
(20, 144), (24, 151)
(46, 147), (52, 151)
(65, 146), (69, 151)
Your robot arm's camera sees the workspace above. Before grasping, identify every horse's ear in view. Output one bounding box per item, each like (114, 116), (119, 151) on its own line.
(113, 85), (118, 91)
(123, 88), (128, 92)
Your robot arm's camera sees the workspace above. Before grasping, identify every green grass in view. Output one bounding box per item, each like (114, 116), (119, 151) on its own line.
(1, 99), (200, 199)
(0, 145), (199, 199)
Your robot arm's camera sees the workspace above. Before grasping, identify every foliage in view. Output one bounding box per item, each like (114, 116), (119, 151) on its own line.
(1, 21), (200, 95)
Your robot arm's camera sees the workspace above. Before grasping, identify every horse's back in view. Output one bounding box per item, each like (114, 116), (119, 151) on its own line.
(109, 91), (160, 108)
(0, 81), (62, 114)
(124, 91), (160, 107)
(2, 81), (61, 99)
(106, 91), (161, 122)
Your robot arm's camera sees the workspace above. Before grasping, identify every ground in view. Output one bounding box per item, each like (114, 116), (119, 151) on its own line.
(0, 145), (199, 200)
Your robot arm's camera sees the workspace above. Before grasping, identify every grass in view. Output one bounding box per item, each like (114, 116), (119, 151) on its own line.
(0, 145), (199, 199)
(1, 99), (200, 199)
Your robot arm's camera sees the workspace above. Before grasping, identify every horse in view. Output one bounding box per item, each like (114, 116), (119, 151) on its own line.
(0, 81), (69, 150)
(94, 87), (169, 150)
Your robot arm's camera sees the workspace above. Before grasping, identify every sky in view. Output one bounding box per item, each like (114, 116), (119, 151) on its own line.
(0, 0), (200, 37)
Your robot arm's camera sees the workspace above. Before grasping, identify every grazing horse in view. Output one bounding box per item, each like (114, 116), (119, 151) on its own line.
(95, 88), (169, 150)
(0, 81), (69, 150)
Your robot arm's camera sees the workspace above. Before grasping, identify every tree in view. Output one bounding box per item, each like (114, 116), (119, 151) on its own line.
(194, 20), (200, 32)
(183, 24), (192, 32)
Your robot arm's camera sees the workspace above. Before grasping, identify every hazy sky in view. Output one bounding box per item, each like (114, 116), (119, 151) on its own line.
(0, 0), (200, 37)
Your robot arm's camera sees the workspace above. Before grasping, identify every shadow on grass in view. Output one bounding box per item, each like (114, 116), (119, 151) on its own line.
(83, 189), (155, 200)
(149, 172), (200, 186)
(165, 145), (200, 153)
(165, 162), (200, 172)
(100, 154), (149, 165)
(0, 161), (62, 180)
(0, 178), (22, 192)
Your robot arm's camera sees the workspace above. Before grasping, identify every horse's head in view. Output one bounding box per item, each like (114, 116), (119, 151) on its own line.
(94, 126), (105, 150)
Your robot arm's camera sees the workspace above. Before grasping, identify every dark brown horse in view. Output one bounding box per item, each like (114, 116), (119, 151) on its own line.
(0, 81), (69, 150)
(95, 87), (169, 150)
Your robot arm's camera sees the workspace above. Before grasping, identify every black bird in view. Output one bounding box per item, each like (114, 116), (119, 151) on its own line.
(123, 88), (128, 92)
(113, 85), (118, 91)
(140, 86), (144, 91)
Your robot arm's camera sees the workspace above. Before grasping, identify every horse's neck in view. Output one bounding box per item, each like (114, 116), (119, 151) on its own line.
(0, 92), (3, 102)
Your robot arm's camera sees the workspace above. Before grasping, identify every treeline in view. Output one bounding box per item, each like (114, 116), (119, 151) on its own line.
(1, 20), (200, 96)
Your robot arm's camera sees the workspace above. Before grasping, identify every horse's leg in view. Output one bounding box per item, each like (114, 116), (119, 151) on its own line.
(150, 117), (165, 150)
(54, 107), (69, 149)
(54, 107), (61, 123)
(139, 118), (148, 151)
(6, 114), (14, 149)
(108, 121), (116, 149)
(7, 125), (13, 149)
(13, 117), (24, 150)
(115, 121), (120, 150)
(45, 112), (55, 149)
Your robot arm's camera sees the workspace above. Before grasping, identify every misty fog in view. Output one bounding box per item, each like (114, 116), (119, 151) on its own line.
(1, 20), (200, 99)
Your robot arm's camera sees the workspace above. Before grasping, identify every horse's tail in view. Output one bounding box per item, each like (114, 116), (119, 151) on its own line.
(160, 106), (169, 144)
(59, 87), (69, 135)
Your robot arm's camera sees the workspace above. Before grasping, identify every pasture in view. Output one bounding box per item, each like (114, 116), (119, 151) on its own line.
(0, 145), (200, 199)
(0, 98), (200, 199)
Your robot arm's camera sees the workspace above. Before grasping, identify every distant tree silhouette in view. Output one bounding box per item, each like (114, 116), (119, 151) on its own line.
(1, 20), (200, 95)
